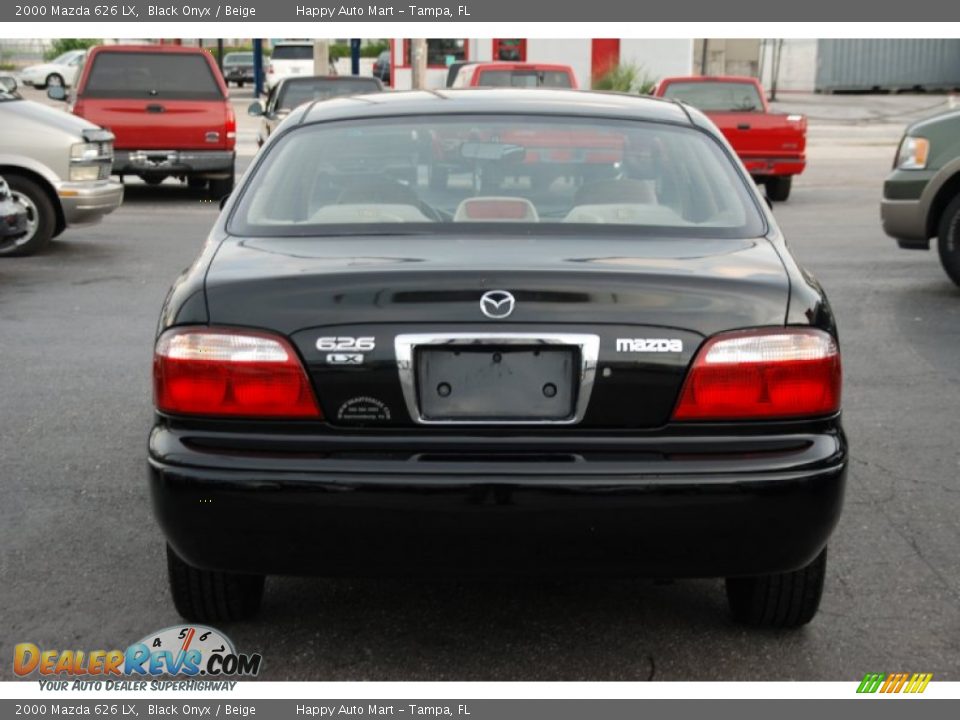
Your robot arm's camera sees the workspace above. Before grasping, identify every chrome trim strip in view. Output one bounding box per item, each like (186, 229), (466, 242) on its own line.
(395, 332), (600, 425)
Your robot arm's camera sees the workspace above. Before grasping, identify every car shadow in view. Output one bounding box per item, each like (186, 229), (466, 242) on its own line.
(222, 576), (753, 681)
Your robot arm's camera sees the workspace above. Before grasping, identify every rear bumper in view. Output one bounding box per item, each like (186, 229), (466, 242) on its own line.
(743, 158), (806, 177)
(149, 423), (847, 579)
(114, 150), (235, 178)
(56, 180), (124, 226)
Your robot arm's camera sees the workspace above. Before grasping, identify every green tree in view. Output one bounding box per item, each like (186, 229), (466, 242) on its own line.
(592, 63), (657, 95)
(44, 39), (100, 61)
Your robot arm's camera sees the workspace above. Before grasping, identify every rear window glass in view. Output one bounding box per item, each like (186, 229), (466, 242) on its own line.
(82, 52), (222, 100)
(277, 79), (381, 110)
(660, 81), (764, 112)
(478, 70), (573, 88)
(224, 53), (253, 64)
(272, 45), (313, 61)
(230, 114), (764, 239)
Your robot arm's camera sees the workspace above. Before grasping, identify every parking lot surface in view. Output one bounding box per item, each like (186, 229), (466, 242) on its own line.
(1, 89), (958, 681)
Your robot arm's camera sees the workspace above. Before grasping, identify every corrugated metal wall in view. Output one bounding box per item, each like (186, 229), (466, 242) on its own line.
(816, 39), (960, 92)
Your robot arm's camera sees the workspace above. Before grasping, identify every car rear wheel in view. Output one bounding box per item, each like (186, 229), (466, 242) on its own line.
(936, 194), (960, 287)
(45, 73), (64, 89)
(725, 547), (827, 628)
(187, 177), (208, 190)
(208, 172), (235, 200)
(1, 174), (55, 257)
(166, 544), (265, 622)
(765, 176), (792, 202)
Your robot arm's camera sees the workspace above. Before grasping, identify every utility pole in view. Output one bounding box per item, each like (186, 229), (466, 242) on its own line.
(313, 39), (330, 76)
(410, 38), (428, 89)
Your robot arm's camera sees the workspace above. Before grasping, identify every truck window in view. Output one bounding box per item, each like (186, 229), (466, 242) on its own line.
(82, 52), (223, 100)
(660, 82), (764, 112)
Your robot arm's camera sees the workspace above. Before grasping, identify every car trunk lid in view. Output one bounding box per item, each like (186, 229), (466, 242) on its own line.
(202, 235), (789, 429)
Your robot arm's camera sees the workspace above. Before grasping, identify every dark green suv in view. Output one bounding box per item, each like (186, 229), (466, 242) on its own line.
(882, 109), (960, 286)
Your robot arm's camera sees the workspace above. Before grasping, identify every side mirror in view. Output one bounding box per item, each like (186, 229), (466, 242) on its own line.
(0, 75), (18, 93)
(47, 85), (67, 101)
(247, 101), (264, 117)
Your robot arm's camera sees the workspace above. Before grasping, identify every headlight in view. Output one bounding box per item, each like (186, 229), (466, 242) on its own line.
(71, 142), (101, 162)
(69, 165), (102, 182)
(895, 136), (929, 170)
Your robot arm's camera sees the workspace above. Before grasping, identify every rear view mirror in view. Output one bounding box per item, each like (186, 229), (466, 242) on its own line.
(247, 101), (264, 117)
(0, 75), (17, 93)
(47, 85), (67, 101)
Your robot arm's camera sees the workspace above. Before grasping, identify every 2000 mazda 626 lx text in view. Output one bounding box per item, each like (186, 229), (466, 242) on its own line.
(149, 88), (846, 628)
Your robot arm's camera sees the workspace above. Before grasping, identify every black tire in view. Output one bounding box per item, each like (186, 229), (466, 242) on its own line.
(726, 548), (827, 628)
(238, 81), (245, 88)
(766, 176), (793, 202)
(142, 176), (166, 186)
(936, 194), (960, 287)
(45, 73), (64, 89)
(208, 172), (235, 200)
(166, 544), (265, 622)
(187, 176), (208, 190)
(1, 174), (55, 257)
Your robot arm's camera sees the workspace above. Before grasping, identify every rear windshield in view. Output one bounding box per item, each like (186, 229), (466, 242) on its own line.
(272, 45), (313, 61)
(277, 79), (381, 110)
(224, 53), (253, 64)
(660, 81), (764, 112)
(478, 70), (573, 88)
(230, 114), (764, 239)
(82, 52), (223, 100)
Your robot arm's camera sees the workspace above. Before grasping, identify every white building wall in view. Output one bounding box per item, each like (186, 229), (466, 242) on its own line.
(760, 39), (818, 92)
(619, 39), (695, 81)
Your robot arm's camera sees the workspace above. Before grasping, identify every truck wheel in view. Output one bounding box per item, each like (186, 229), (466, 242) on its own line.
(208, 172), (235, 200)
(166, 544), (264, 622)
(765, 176), (792, 202)
(1, 174), (55, 257)
(936, 194), (960, 287)
(187, 177), (208, 190)
(726, 548), (827, 628)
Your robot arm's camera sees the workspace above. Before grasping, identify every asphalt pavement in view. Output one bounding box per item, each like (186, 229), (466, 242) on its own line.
(1, 88), (958, 681)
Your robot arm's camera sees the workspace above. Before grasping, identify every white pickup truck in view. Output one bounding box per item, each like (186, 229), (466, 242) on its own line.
(0, 79), (123, 256)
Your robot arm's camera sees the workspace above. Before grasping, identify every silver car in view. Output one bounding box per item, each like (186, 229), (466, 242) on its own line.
(0, 85), (123, 256)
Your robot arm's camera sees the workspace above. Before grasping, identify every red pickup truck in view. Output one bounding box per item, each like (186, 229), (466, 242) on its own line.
(653, 76), (806, 201)
(70, 45), (236, 198)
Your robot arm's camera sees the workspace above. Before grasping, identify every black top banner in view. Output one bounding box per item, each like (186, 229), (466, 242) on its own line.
(4, 0), (960, 22)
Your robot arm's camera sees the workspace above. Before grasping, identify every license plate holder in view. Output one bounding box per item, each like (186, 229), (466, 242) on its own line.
(416, 347), (576, 421)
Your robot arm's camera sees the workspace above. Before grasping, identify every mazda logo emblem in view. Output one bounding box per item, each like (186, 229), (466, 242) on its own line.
(480, 290), (515, 319)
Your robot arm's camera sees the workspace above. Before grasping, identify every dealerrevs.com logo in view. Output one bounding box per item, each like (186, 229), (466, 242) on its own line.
(14, 626), (262, 689)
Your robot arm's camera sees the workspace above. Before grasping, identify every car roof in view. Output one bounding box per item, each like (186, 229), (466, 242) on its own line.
(280, 75), (381, 85)
(89, 44), (209, 55)
(660, 75), (759, 84)
(470, 62), (574, 72)
(295, 88), (694, 127)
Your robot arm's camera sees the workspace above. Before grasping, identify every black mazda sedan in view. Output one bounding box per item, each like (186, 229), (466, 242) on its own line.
(150, 89), (846, 628)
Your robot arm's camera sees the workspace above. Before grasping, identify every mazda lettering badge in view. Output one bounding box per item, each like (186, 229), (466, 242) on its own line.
(480, 290), (516, 319)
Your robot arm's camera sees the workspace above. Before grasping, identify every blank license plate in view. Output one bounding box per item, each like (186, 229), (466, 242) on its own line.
(417, 347), (576, 421)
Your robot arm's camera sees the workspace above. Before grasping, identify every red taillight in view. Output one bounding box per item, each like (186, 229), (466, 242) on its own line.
(153, 328), (322, 418)
(225, 106), (237, 149)
(672, 328), (841, 421)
